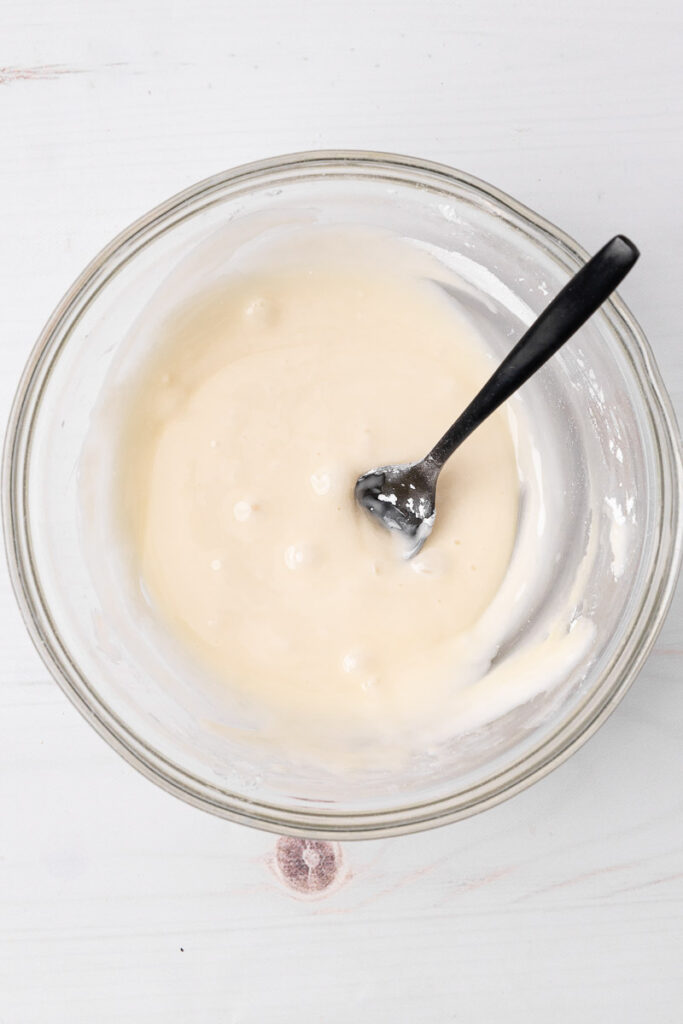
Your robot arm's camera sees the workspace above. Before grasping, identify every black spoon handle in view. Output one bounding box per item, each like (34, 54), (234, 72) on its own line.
(427, 234), (639, 468)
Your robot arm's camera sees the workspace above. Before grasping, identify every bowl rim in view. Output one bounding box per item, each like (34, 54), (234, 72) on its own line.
(3, 148), (682, 839)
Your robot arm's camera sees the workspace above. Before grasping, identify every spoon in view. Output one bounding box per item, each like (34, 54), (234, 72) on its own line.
(355, 234), (639, 557)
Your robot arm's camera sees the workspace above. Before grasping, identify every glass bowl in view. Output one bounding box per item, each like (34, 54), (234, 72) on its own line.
(3, 151), (682, 838)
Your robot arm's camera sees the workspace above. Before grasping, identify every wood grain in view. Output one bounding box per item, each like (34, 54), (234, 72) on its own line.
(1, 0), (681, 1020)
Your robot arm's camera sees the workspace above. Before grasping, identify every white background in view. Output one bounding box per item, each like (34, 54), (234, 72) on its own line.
(1, 1), (682, 1020)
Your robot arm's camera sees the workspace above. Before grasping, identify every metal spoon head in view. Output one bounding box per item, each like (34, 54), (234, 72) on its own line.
(354, 458), (439, 558)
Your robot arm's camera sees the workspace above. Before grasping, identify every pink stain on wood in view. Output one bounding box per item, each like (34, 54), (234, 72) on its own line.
(0, 65), (83, 85)
(273, 837), (345, 898)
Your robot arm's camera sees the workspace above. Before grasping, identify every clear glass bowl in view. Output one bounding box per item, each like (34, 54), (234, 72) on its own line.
(3, 151), (682, 838)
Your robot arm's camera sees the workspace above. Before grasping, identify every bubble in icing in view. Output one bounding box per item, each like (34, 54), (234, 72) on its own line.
(233, 500), (253, 522)
(284, 543), (315, 570)
(341, 650), (365, 673)
(310, 471), (331, 496)
(243, 296), (275, 327)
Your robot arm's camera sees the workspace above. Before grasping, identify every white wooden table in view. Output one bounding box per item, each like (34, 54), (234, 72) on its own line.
(1, 1), (682, 1020)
